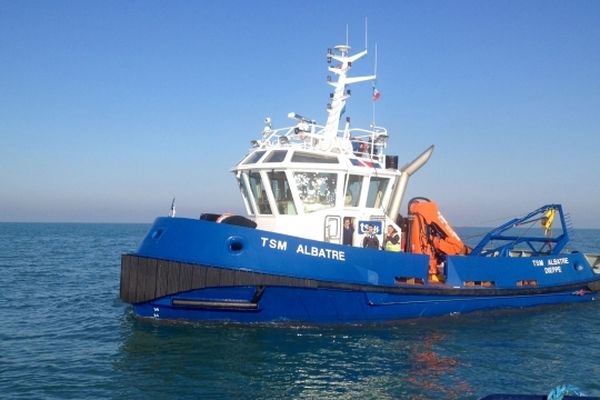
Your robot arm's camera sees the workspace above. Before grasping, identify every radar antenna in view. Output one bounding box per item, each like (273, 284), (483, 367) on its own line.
(323, 28), (376, 141)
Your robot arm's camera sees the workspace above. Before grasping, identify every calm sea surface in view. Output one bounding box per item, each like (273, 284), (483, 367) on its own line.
(1, 223), (600, 399)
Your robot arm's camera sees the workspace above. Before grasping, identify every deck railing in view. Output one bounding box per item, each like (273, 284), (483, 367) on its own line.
(253, 124), (389, 163)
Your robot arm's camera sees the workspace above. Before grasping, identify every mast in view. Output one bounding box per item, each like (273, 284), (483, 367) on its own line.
(323, 45), (376, 141)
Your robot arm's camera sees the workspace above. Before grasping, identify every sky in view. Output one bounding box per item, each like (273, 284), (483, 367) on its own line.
(1, 0), (599, 227)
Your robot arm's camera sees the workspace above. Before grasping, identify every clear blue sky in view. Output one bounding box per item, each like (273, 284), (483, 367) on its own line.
(1, 1), (599, 227)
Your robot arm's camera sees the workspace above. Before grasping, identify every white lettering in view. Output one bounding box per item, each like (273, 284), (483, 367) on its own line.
(262, 237), (345, 261)
(544, 266), (562, 274)
(295, 243), (346, 262)
(261, 236), (288, 252)
(547, 257), (569, 266)
(532, 259), (544, 267)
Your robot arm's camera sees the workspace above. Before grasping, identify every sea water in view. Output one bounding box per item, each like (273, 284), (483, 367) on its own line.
(1, 223), (599, 399)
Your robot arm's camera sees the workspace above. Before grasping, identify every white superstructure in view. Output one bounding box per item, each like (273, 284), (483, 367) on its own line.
(232, 42), (433, 247)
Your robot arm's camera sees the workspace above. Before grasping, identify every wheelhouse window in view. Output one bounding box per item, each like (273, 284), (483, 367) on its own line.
(344, 174), (362, 207)
(267, 171), (297, 215)
(237, 176), (253, 215)
(293, 172), (337, 213)
(243, 150), (266, 165)
(366, 177), (389, 208)
(248, 172), (272, 214)
(291, 152), (338, 164)
(264, 150), (287, 163)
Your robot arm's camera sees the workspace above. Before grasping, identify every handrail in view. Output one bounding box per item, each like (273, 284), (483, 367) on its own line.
(252, 124), (389, 163)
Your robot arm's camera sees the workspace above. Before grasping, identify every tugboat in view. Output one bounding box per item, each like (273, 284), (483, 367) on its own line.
(120, 38), (600, 324)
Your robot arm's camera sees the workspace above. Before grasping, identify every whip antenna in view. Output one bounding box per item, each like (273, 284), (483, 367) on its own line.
(365, 17), (368, 50)
(372, 43), (379, 126)
(345, 24), (349, 47)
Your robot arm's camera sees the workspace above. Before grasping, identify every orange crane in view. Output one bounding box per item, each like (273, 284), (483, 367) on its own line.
(406, 197), (469, 282)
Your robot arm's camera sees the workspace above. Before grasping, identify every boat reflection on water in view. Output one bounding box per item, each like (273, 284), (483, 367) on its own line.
(113, 316), (476, 399)
(405, 332), (474, 400)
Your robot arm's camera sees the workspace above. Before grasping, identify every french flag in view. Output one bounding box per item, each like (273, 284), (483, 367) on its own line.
(372, 87), (381, 102)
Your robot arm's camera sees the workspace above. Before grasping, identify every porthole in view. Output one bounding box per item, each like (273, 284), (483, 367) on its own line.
(227, 236), (245, 254)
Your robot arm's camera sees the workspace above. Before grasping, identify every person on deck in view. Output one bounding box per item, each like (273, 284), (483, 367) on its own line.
(362, 225), (380, 249)
(384, 225), (401, 252)
(343, 217), (354, 246)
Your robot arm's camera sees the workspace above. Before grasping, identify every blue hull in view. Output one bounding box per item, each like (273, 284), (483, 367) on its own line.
(120, 217), (600, 324)
(133, 286), (595, 324)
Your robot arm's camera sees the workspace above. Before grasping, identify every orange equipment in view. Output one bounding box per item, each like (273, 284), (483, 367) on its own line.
(406, 197), (469, 282)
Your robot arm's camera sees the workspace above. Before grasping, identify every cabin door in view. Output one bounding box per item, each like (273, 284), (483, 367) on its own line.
(324, 215), (342, 244)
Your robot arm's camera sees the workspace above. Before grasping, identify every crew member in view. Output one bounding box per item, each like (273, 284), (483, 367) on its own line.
(343, 217), (354, 246)
(384, 225), (401, 252)
(362, 225), (380, 249)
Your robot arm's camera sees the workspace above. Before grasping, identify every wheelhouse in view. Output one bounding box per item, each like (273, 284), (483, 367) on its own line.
(233, 147), (401, 245)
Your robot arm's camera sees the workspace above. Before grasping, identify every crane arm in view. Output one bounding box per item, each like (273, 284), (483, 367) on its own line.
(408, 198), (466, 256)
